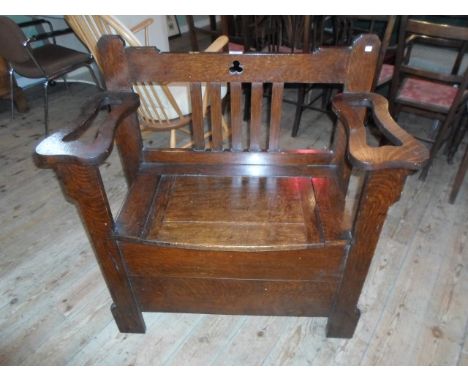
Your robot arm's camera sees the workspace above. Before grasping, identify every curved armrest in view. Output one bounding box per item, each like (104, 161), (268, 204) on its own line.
(332, 92), (429, 171)
(34, 91), (140, 168)
(130, 18), (154, 34)
(204, 35), (229, 52)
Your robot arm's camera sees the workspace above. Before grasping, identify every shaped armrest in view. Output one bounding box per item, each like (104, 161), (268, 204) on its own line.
(332, 92), (429, 171)
(34, 91), (140, 168)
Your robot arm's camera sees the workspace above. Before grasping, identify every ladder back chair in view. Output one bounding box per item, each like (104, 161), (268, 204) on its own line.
(389, 17), (468, 180)
(336, 16), (398, 90)
(35, 34), (428, 338)
(65, 15), (229, 148)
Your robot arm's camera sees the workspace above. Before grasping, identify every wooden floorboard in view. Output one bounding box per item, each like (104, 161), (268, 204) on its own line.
(0, 71), (466, 365)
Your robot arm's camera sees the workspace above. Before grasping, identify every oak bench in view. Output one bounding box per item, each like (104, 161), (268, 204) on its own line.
(34, 34), (428, 338)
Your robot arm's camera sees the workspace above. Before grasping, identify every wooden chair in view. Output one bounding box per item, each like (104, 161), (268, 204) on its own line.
(34, 34), (428, 338)
(196, 16), (337, 130)
(389, 17), (468, 180)
(65, 15), (229, 147)
(282, 16), (398, 137)
(336, 16), (398, 90)
(269, 16), (342, 137)
(290, 16), (398, 136)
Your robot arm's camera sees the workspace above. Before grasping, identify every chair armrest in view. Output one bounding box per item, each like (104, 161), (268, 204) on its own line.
(130, 18), (154, 34)
(204, 35), (229, 52)
(34, 92), (140, 168)
(332, 92), (429, 171)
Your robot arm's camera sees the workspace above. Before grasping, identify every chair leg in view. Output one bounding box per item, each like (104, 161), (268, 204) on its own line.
(449, 144), (468, 204)
(327, 169), (409, 338)
(291, 85), (306, 137)
(9, 68), (15, 120)
(170, 128), (177, 148)
(53, 164), (146, 333)
(43, 80), (49, 136)
(392, 102), (402, 120)
(243, 84), (251, 121)
(447, 123), (466, 164)
(419, 118), (451, 181)
(62, 75), (69, 91)
(321, 86), (332, 110)
(87, 64), (105, 91)
(446, 108), (466, 162)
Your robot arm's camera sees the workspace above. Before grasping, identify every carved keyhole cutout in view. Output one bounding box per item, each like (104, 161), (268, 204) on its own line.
(229, 60), (244, 75)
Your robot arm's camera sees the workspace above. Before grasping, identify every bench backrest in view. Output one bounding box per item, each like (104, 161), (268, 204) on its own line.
(97, 34), (380, 176)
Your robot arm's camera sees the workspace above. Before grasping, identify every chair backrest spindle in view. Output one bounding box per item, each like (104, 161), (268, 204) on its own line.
(208, 83), (224, 151)
(189, 83), (206, 150)
(249, 82), (264, 152)
(268, 82), (284, 152)
(229, 82), (243, 151)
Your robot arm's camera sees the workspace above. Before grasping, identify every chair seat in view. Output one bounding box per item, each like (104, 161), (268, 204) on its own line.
(12, 44), (92, 78)
(396, 77), (460, 112)
(116, 169), (348, 251)
(377, 63), (394, 86)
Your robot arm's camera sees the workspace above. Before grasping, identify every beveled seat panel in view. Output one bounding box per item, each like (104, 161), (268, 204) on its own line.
(116, 168), (349, 251)
(150, 175), (315, 249)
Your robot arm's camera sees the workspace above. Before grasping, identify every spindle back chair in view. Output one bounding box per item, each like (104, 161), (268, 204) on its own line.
(65, 15), (229, 147)
(389, 17), (468, 179)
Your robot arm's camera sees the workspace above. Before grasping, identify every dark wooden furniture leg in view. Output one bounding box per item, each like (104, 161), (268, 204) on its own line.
(186, 16), (199, 51)
(449, 144), (468, 204)
(327, 169), (408, 337)
(54, 163), (145, 333)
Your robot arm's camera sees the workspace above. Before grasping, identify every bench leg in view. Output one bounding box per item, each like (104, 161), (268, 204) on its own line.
(327, 307), (361, 338)
(55, 164), (146, 333)
(327, 169), (408, 338)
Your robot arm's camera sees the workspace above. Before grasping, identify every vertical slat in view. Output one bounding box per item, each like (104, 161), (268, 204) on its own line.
(190, 83), (205, 150)
(303, 16), (311, 53)
(249, 82), (263, 152)
(230, 82), (243, 151)
(209, 83), (223, 151)
(268, 82), (284, 152)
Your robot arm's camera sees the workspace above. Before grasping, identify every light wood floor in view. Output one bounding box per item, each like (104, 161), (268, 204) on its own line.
(0, 79), (466, 365)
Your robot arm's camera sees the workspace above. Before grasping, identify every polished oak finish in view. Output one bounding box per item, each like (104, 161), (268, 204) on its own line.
(35, 34), (428, 338)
